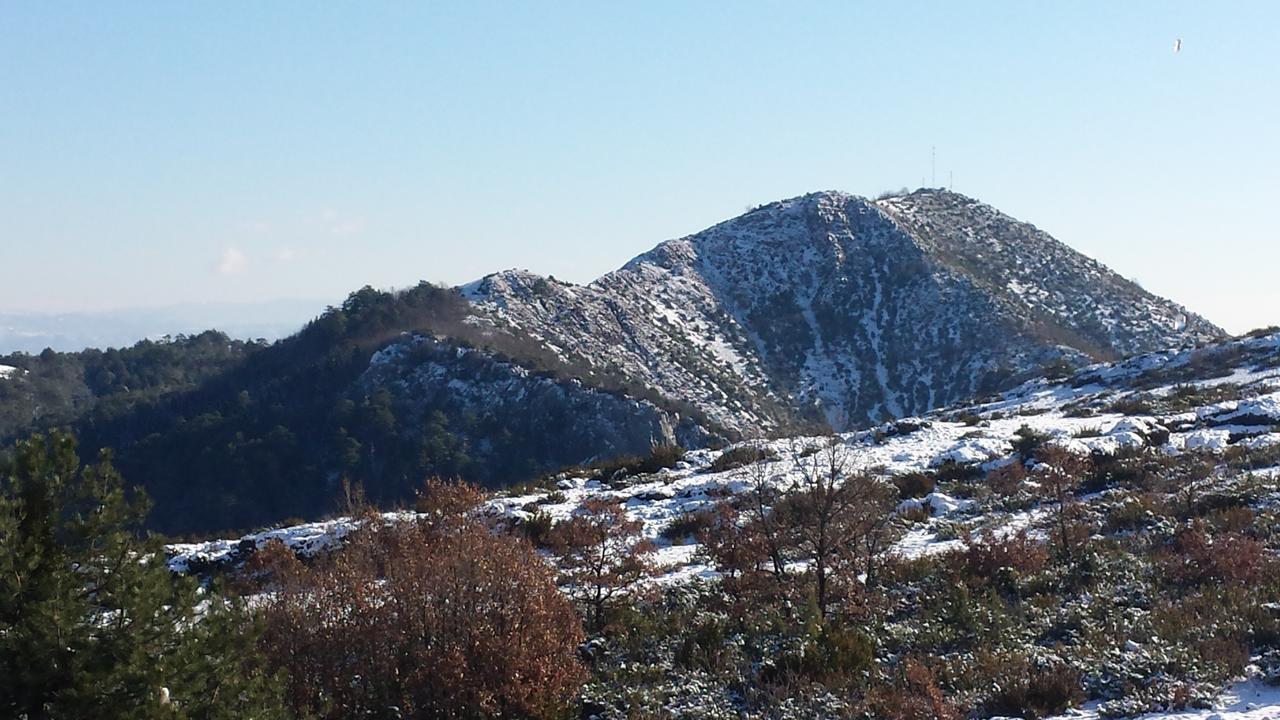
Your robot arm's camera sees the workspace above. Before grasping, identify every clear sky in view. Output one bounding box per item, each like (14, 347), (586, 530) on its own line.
(2, 1), (1276, 332)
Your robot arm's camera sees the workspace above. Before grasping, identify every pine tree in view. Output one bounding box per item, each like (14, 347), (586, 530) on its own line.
(0, 431), (285, 719)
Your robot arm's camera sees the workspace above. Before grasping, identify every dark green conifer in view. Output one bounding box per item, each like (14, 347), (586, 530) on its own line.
(0, 431), (285, 719)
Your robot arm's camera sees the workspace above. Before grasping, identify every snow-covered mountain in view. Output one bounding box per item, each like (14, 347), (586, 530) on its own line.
(461, 189), (1222, 432)
(5, 189), (1230, 536)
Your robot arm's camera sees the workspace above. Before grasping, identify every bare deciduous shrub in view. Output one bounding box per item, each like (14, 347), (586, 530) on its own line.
(961, 529), (1048, 586)
(865, 659), (963, 720)
(699, 438), (900, 621)
(1034, 445), (1093, 561)
(254, 489), (585, 720)
(549, 498), (655, 631)
(1164, 522), (1270, 587)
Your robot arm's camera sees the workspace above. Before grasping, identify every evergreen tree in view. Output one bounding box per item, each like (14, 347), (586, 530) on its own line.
(0, 431), (285, 719)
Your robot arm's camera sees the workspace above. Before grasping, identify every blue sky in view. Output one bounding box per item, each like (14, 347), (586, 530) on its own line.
(2, 1), (1276, 332)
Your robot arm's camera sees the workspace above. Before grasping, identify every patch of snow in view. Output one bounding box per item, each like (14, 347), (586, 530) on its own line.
(1179, 429), (1233, 452)
(933, 436), (1009, 466)
(1042, 678), (1280, 720)
(1214, 393), (1280, 425)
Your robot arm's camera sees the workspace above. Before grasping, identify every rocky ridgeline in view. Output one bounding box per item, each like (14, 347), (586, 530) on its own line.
(461, 189), (1221, 433)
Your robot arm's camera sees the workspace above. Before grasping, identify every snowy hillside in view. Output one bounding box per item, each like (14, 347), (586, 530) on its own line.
(170, 329), (1280, 718)
(34, 189), (1224, 537)
(463, 189), (1222, 431)
(172, 329), (1280, 576)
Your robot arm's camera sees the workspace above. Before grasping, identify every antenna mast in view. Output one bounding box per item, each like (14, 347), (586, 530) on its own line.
(931, 146), (936, 186)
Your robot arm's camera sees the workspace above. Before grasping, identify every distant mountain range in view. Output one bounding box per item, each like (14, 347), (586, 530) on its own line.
(0, 299), (328, 354)
(0, 189), (1226, 533)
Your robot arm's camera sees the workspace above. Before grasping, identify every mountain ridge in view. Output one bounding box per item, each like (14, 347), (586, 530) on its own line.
(0, 188), (1229, 534)
(461, 188), (1222, 431)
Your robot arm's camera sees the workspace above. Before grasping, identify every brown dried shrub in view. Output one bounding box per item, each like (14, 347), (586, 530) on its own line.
(986, 460), (1028, 497)
(961, 529), (1049, 586)
(865, 659), (963, 720)
(1164, 522), (1270, 587)
(1205, 505), (1256, 535)
(255, 497), (585, 719)
(548, 498), (655, 632)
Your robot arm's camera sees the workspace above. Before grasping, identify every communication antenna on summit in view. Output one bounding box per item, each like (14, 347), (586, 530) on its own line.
(949, 171), (953, 191)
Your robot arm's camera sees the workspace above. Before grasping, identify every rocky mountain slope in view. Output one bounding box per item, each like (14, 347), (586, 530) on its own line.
(464, 189), (1222, 431)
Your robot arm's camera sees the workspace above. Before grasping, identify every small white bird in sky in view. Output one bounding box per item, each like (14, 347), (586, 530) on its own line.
(1173, 38), (1182, 53)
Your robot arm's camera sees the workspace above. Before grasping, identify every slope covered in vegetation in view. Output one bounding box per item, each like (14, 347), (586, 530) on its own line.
(168, 329), (1280, 718)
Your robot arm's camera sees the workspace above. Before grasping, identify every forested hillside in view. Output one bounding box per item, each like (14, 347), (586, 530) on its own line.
(0, 331), (260, 442)
(1, 283), (713, 535)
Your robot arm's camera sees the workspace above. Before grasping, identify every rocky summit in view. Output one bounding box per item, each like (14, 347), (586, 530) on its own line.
(458, 189), (1222, 432)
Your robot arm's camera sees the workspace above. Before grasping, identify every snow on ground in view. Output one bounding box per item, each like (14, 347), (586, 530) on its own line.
(168, 330), (1280, 580)
(1042, 678), (1280, 720)
(0, 364), (20, 379)
(166, 511), (417, 573)
(162, 331), (1280, 717)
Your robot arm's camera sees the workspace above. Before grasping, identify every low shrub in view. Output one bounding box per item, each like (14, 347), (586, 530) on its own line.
(1012, 426), (1052, 461)
(661, 510), (717, 544)
(961, 529), (1049, 589)
(865, 659), (963, 720)
(518, 510), (557, 547)
(936, 460), (983, 484)
(983, 658), (1084, 720)
(1164, 524), (1270, 587)
(589, 444), (687, 483)
(708, 444), (775, 474)
(986, 461), (1028, 497)
(1107, 395), (1155, 416)
(893, 471), (936, 500)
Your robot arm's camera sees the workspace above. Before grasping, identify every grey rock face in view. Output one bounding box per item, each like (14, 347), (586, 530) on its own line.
(359, 335), (712, 476)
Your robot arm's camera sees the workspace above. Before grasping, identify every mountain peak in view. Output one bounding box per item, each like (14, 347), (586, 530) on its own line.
(464, 190), (1222, 431)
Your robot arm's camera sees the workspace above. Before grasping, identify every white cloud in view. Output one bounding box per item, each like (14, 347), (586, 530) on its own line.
(318, 208), (366, 236)
(215, 247), (248, 275)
